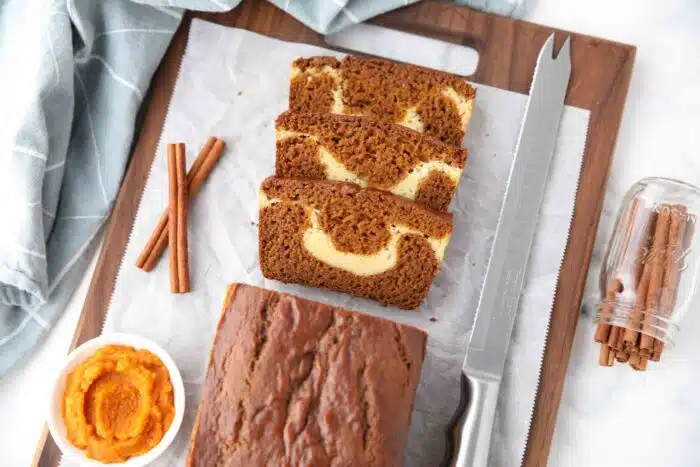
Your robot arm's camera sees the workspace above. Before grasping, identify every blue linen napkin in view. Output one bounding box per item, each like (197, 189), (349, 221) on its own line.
(0, 0), (529, 376)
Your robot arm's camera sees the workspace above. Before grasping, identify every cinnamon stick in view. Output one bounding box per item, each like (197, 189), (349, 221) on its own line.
(168, 144), (180, 293)
(175, 143), (190, 293)
(633, 209), (658, 286)
(594, 279), (623, 343)
(599, 344), (615, 367)
(629, 349), (648, 371)
(594, 325), (611, 346)
(623, 205), (668, 353)
(608, 325), (623, 353)
(615, 344), (630, 363)
(136, 137), (225, 271)
(650, 204), (688, 360)
(621, 207), (657, 368)
(639, 205), (672, 355)
(622, 260), (651, 353)
(651, 339), (664, 362)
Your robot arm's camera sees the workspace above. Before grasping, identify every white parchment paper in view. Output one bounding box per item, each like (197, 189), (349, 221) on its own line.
(65, 20), (590, 467)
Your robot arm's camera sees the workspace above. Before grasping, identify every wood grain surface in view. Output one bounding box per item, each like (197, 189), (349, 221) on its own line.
(35, 1), (635, 466)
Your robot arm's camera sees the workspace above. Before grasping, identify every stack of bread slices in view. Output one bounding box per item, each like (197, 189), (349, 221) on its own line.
(258, 55), (476, 310)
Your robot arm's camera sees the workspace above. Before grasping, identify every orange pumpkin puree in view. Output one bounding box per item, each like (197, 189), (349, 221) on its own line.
(62, 345), (175, 463)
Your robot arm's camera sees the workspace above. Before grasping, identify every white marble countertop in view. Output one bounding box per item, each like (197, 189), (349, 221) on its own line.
(1, 1), (699, 466)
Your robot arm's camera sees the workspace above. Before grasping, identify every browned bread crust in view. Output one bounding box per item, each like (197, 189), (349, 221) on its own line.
(187, 283), (427, 466)
(289, 55), (476, 146)
(258, 177), (453, 309)
(275, 111), (467, 211)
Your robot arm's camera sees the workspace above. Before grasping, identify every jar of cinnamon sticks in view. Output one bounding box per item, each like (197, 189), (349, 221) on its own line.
(595, 177), (700, 371)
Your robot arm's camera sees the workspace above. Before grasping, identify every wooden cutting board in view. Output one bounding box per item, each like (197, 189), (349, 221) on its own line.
(34, 1), (635, 466)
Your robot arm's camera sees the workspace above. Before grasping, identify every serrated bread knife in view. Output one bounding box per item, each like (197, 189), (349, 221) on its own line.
(441, 34), (572, 467)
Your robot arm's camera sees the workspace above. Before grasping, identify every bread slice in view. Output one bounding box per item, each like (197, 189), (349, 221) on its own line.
(187, 283), (427, 466)
(276, 111), (468, 211)
(258, 176), (453, 309)
(289, 55), (476, 146)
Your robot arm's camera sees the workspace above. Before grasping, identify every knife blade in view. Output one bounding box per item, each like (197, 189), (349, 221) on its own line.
(442, 33), (572, 467)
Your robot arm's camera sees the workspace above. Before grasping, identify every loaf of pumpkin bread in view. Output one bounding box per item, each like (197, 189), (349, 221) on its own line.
(187, 283), (427, 466)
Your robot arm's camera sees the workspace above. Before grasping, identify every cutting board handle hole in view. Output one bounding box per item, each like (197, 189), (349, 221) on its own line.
(325, 23), (479, 77)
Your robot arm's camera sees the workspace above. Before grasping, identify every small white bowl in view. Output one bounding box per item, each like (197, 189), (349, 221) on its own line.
(48, 333), (185, 467)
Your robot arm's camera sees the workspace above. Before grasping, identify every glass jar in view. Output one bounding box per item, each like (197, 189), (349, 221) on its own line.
(594, 177), (700, 367)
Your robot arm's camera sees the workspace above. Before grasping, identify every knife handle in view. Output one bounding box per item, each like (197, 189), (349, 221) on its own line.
(441, 372), (501, 467)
